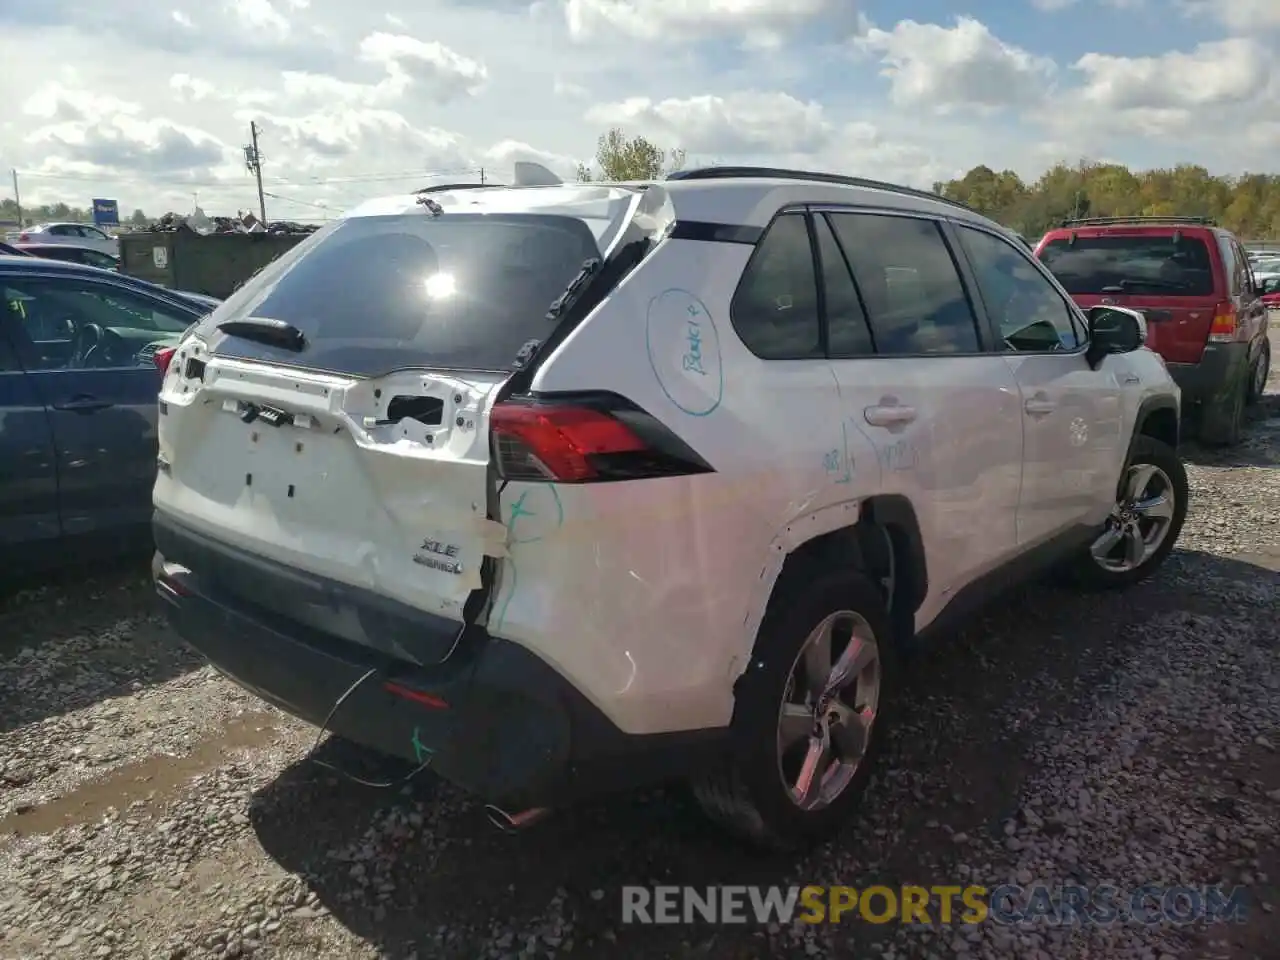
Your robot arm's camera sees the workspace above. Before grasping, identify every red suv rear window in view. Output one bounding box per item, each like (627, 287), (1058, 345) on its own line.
(1038, 234), (1215, 297)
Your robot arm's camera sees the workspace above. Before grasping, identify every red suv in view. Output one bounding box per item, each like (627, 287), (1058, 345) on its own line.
(1036, 217), (1269, 445)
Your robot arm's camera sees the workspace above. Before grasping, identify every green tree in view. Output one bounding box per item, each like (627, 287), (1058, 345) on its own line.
(934, 160), (1280, 242)
(130, 208), (148, 226)
(578, 128), (685, 182)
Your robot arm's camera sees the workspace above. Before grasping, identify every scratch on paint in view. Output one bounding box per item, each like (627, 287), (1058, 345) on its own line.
(411, 726), (435, 763)
(491, 486), (565, 631)
(823, 422), (854, 483)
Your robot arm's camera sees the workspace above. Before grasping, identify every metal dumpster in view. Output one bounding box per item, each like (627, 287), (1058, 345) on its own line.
(118, 231), (308, 299)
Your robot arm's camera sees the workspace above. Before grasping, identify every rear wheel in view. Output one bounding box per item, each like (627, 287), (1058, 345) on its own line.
(692, 570), (896, 851)
(1199, 372), (1246, 446)
(1247, 340), (1270, 406)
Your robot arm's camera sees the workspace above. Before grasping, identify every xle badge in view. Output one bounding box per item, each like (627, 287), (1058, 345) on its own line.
(413, 539), (463, 574)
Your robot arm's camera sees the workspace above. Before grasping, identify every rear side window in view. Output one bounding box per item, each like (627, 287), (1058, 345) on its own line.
(197, 213), (609, 376)
(828, 213), (981, 355)
(1038, 234), (1216, 297)
(730, 214), (823, 359)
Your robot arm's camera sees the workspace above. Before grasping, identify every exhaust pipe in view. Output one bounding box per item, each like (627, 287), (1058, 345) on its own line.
(485, 804), (551, 832)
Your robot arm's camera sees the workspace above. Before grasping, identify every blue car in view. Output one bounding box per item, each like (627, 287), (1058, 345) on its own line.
(0, 255), (218, 575)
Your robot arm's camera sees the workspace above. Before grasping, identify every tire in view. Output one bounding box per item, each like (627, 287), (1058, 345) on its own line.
(692, 569), (897, 852)
(1199, 372), (1246, 446)
(1246, 340), (1270, 406)
(1070, 436), (1188, 590)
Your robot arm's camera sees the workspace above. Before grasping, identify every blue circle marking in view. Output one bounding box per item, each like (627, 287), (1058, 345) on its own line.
(645, 288), (723, 417)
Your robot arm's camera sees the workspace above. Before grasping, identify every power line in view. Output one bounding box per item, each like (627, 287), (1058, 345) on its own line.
(261, 190), (342, 213)
(13, 166), (483, 188)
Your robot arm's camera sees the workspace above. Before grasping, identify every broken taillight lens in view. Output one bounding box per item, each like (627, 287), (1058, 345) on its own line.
(490, 393), (715, 483)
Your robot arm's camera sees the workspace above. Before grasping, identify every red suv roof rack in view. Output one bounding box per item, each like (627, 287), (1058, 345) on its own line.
(1059, 216), (1217, 227)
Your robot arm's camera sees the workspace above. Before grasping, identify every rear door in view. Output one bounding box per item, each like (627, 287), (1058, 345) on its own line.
(1, 271), (201, 539)
(0, 311), (60, 564)
(821, 209), (1024, 624)
(154, 196), (639, 648)
(1037, 228), (1221, 364)
(1229, 235), (1269, 353)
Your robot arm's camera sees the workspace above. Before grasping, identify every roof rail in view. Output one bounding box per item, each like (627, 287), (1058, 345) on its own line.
(414, 182), (492, 194)
(665, 166), (976, 213)
(1060, 216), (1217, 227)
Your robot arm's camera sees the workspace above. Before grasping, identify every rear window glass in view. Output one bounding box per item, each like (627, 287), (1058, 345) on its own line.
(1038, 234), (1216, 297)
(196, 212), (609, 376)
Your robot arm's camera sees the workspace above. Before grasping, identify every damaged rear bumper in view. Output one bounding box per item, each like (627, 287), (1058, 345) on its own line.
(151, 512), (723, 808)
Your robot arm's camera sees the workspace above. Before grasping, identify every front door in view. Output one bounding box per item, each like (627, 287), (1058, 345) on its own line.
(953, 223), (1122, 546)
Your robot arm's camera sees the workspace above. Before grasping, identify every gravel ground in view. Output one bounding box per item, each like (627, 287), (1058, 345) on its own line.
(3, 370), (1280, 960)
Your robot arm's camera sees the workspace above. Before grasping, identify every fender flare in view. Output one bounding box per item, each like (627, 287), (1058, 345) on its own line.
(735, 495), (929, 677)
(1126, 395), (1180, 463)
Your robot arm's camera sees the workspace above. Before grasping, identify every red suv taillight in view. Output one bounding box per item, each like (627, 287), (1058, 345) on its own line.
(1208, 301), (1239, 343)
(154, 346), (177, 373)
(491, 393), (713, 483)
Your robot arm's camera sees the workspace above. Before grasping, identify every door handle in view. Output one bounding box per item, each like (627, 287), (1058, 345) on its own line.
(1023, 395), (1056, 417)
(864, 404), (917, 427)
(54, 395), (113, 413)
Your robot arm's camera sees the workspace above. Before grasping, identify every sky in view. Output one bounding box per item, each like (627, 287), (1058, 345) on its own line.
(0, 0), (1277, 221)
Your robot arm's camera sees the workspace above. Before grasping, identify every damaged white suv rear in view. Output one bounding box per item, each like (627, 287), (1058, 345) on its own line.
(153, 164), (1187, 850)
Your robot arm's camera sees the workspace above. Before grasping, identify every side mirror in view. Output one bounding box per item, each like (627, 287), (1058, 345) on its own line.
(1085, 305), (1145, 369)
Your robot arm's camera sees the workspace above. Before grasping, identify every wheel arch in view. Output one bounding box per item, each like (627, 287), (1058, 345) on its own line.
(1130, 396), (1180, 459)
(735, 495), (928, 680)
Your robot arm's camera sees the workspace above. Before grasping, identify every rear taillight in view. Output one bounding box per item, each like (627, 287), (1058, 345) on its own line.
(491, 393), (714, 483)
(154, 346), (177, 374)
(1208, 301), (1239, 343)
(17, 233), (28, 242)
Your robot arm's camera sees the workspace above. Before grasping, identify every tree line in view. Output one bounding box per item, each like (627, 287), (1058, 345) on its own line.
(7, 134), (1278, 241)
(937, 162), (1280, 241)
(1, 197), (149, 227)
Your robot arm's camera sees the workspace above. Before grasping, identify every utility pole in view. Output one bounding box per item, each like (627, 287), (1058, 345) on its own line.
(479, 167), (485, 185)
(244, 121), (267, 224)
(11, 169), (21, 226)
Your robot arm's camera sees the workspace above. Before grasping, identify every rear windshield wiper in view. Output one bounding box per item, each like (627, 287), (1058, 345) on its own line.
(216, 317), (306, 351)
(546, 258), (602, 321)
(1099, 278), (1190, 293)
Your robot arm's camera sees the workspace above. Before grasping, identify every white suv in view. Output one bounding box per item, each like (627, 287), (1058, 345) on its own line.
(152, 164), (1187, 850)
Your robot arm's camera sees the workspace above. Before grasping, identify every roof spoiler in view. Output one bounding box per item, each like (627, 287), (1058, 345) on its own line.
(512, 161), (563, 187)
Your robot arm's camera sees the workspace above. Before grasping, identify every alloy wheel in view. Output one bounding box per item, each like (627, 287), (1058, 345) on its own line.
(776, 611), (881, 811)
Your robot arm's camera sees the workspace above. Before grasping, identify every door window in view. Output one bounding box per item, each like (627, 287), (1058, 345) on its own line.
(957, 225), (1083, 353)
(1, 279), (194, 370)
(813, 214), (874, 357)
(730, 213), (822, 359)
(827, 213), (981, 355)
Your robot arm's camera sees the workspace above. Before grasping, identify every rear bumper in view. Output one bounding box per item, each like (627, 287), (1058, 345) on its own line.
(1165, 341), (1251, 403)
(152, 514), (724, 808)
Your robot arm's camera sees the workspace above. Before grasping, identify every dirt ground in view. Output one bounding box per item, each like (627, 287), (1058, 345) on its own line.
(3, 364), (1280, 960)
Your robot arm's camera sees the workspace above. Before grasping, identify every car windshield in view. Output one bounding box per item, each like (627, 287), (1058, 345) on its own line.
(195, 203), (633, 377)
(1038, 234), (1215, 297)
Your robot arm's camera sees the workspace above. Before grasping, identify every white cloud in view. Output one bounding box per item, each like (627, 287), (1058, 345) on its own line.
(563, 0), (836, 43)
(1181, 0), (1280, 30)
(854, 16), (1056, 112)
(357, 32), (489, 101)
(585, 92), (833, 155)
(0, 3), (1275, 219)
